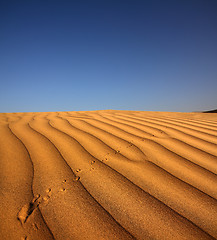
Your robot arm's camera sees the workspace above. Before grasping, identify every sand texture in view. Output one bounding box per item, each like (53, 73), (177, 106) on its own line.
(0, 110), (217, 240)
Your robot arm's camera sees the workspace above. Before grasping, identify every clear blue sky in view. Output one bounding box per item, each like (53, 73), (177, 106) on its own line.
(0, 0), (217, 113)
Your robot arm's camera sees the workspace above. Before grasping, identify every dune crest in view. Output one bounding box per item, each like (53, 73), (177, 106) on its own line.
(0, 110), (217, 239)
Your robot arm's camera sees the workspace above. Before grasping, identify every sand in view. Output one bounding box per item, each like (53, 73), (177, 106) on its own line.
(0, 110), (217, 240)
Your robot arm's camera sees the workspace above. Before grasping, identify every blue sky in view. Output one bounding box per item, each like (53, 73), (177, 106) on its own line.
(0, 0), (217, 113)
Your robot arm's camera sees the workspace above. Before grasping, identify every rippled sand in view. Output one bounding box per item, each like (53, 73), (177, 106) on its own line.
(0, 110), (217, 239)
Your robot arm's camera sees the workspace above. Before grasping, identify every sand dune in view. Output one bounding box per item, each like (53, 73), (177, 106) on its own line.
(0, 110), (217, 240)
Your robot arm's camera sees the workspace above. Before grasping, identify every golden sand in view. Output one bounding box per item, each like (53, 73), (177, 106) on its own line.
(0, 110), (217, 239)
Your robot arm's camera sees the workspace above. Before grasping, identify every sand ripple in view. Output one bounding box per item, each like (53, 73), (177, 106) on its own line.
(0, 110), (217, 239)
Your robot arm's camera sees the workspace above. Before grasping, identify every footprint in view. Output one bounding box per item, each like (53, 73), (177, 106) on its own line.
(21, 236), (27, 240)
(74, 176), (80, 181)
(17, 195), (41, 225)
(43, 195), (50, 201)
(46, 188), (51, 193)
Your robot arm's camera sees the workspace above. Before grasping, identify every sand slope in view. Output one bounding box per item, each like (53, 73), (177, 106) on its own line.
(0, 110), (217, 240)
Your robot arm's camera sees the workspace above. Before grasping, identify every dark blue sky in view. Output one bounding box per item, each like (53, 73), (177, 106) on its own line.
(0, 0), (217, 112)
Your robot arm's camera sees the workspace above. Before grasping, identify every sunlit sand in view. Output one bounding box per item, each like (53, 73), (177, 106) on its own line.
(0, 110), (217, 239)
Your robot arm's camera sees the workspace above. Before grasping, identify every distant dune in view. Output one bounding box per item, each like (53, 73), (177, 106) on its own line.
(203, 109), (217, 113)
(0, 110), (217, 240)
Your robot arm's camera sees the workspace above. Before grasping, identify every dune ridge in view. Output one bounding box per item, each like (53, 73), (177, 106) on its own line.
(0, 110), (217, 240)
